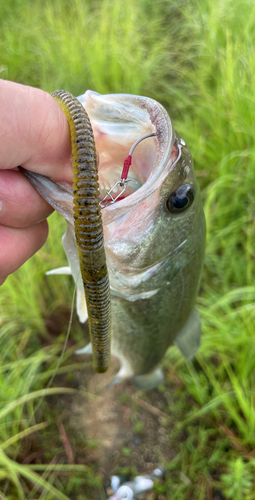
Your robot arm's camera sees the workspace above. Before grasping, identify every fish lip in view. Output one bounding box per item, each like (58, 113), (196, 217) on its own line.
(78, 91), (174, 223)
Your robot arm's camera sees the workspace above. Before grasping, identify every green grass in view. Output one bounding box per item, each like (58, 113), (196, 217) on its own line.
(1, 0), (255, 497)
(0, 0), (166, 96)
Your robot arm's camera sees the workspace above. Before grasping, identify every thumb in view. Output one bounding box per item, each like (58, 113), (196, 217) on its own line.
(0, 79), (73, 183)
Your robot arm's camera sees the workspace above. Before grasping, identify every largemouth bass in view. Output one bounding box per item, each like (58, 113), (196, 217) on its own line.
(23, 91), (206, 390)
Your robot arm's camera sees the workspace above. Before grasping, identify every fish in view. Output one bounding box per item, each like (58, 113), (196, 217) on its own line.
(22, 90), (206, 390)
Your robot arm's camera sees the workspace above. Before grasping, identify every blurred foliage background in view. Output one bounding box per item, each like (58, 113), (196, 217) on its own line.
(0, 0), (255, 498)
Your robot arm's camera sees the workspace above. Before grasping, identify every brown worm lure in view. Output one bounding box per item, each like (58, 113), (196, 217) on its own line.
(51, 90), (111, 373)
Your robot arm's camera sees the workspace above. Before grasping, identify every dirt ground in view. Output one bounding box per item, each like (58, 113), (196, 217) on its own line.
(72, 359), (173, 465)
(66, 356), (177, 499)
(44, 308), (179, 497)
(42, 310), (223, 499)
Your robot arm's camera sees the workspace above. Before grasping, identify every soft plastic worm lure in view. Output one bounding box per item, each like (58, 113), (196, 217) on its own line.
(51, 90), (111, 373)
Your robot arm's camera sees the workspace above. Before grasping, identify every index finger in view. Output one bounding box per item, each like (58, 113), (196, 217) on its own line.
(0, 79), (73, 183)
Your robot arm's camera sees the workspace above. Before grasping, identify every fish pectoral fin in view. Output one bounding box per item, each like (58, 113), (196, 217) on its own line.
(75, 342), (93, 355)
(76, 287), (88, 323)
(174, 307), (201, 360)
(46, 267), (72, 275)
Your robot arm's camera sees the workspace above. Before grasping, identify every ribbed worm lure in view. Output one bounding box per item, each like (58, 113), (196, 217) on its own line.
(51, 90), (111, 373)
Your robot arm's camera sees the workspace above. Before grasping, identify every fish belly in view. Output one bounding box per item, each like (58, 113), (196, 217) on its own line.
(110, 267), (202, 388)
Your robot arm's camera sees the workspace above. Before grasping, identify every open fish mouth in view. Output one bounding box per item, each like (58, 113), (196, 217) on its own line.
(22, 91), (177, 225)
(77, 91), (175, 207)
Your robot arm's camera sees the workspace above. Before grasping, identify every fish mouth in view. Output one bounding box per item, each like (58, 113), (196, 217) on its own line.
(78, 91), (175, 210)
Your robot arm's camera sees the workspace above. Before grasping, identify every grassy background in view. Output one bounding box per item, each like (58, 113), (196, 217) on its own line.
(0, 0), (255, 498)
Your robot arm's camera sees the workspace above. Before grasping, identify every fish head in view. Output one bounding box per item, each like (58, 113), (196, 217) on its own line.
(22, 90), (205, 300)
(77, 91), (205, 297)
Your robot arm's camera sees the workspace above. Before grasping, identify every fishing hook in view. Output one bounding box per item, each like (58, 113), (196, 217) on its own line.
(99, 132), (157, 208)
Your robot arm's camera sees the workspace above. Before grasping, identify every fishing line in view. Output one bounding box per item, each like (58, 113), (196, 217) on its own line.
(100, 132), (157, 208)
(2, 277), (78, 498)
(120, 132), (157, 183)
(33, 276), (77, 415)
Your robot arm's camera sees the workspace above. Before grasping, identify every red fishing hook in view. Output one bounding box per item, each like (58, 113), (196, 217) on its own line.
(100, 132), (156, 208)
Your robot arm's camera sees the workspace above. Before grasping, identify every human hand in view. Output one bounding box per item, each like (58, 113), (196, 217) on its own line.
(0, 79), (74, 285)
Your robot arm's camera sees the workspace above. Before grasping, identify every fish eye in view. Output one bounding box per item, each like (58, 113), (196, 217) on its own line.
(166, 183), (194, 213)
